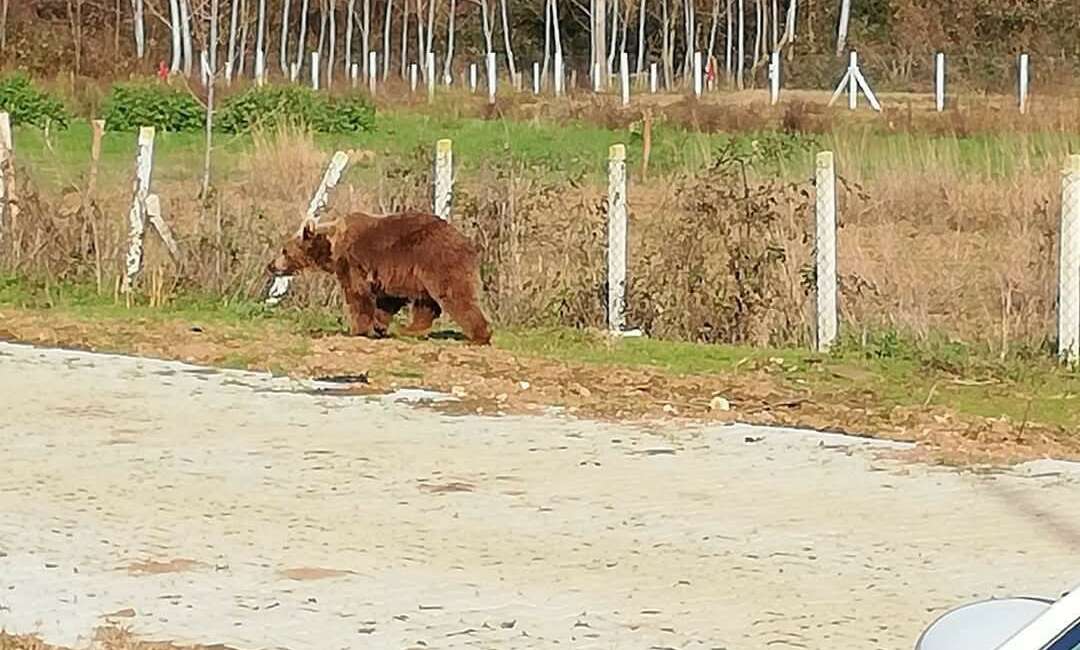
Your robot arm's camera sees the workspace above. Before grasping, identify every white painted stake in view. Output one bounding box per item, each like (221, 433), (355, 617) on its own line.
(650, 62), (658, 94)
(254, 49), (266, 85)
(593, 62), (602, 92)
(311, 52), (320, 90)
(0, 112), (11, 243)
(828, 51), (881, 112)
(425, 51), (436, 101)
(433, 139), (453, 220)
(554, 54), (564, 97)
(620, 51), (630, 106)
(351, 63), (360, 88)
(121, 127), (156, 294)
(290, 62), (300, 82)
(533, 61), (540, 94)
(486, 51), (497, 104)
(409, 63), (418, 92)
(607, 144), (628, 333)
(469, 63), (478, 93)
(1060, 155), (1080, 364)
(935, 52), (945, 112)
(1019, 53), (1030, 114)
(815, 151), (838, 352)
(768, 50), (780, 105)
(266, 151), (351, 305)
(368, 52), (378, 95)
(693, 51), (703, 97)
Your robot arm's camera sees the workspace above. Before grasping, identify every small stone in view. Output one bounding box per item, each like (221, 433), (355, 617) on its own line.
(571, 384), (591, 398)
(709, 396), (731, 412)
(495, 393), (508, 403)
(662, 404), (677, 414)
(518, 381), (530, 390)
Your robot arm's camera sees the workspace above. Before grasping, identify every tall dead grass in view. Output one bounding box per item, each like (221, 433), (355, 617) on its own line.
(0, 125), (1065, 356)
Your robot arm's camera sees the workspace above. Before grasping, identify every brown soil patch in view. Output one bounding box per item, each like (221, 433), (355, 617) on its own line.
(124, 559), (204, 576)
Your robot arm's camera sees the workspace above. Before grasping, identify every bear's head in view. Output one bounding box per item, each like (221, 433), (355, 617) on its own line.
(267, 221), (334, 276)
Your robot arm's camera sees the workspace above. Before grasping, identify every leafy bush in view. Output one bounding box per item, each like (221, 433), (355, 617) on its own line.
(0, 73), (69, 129)
(217, 85), (375, 134)
(102, 83), (204, 132)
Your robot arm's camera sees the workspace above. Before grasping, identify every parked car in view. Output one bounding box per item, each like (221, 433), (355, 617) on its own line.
(916, 583), (1080, 649)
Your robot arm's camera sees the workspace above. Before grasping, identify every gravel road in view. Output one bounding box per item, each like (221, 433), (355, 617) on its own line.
(1, 341), (1078, 650)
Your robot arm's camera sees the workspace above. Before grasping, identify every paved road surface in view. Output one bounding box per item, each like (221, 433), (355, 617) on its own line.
(1, 341), (1078, 649)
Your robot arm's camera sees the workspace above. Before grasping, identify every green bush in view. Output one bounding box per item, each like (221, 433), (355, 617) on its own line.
(102, 83), (204, 132)
(0, 73), (69, 129)
(217, 85), (375, 134)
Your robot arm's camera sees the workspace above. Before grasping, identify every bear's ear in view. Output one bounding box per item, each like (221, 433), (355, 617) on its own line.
(301, 220), (316, 241)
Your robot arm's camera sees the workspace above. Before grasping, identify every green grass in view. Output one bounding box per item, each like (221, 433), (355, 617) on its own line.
(5, 274), (1076, 429)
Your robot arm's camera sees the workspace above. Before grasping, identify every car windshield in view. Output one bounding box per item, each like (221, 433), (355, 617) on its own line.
(1047, 619), (1080, 650)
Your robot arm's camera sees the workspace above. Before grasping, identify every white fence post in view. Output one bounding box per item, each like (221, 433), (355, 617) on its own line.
(433, 139), (453, 220)
(469, 63), (478, 93)
(486, 51), (497, 104)
(768, 50), (780, 105)
(935, 52), (945, 112)
(1019, 53), (1030, 114)
(620, 52), (630, 106)
(426, 51), (436, 101)
(290, 62), (300, 82)
(0, 112), (11, 244)
(693, 51), (703, 97)
(1059, 155), (1080, 364)
(266, 151), (351, 305)
(650, 62), (658, 93)
(533, 61), (540, 94)
(121, 127), (156, 294)
(815, 151), (838, 352)
(311, 52), (320, 90)
(607, 144), (628, 333)
(828, 51), (881, 112)
(409, 63), (418, 92)
(351, 63), (359, 87)
(368, 52), (377, 95)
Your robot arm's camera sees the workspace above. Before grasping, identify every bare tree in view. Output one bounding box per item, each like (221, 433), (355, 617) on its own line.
(660, 0), (671, 87)
(328, 0), (336, 85)
(346, 0), (355, 75)
(131, 0), (146, 58)
(550, 0), (564, 85)
(278, 0), (290, 74)
(725, 0), (731, 80)
(835, 0), (849, 56)
(66, 0), (85, 75)
(442, 0), (456, 83)
(362, 0), (371, 77)
(203, 0), (221, 198)
(593, 0), (606, 86)
(169, 0), (183, 72)
(228, 0), (242, 79)
(400, 0), (408, 76)
(606, 0), (617, 72)
(475, 0), (494, 55)
(499, 0), (517, 80)
(180, 0), (194, 75)
(752, 0), (760, 63)
(415, 0), (426, 78)
(634, 0), (646, 73)
(255, 0), (267, 76)
(706, 0), (719, 71)
(0, 0), (8, 52)
(295, 0), (310, 73)
(682, 0), (693, 77)
(425, 0), (436, 61)
(383, 0), (393, 79)
(736, 0), (744, 87)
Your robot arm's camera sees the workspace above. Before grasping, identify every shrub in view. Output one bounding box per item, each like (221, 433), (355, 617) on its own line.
(217, 85), (375, 134)
(102, 83), (204, 132)
(0, 73), (69, 129)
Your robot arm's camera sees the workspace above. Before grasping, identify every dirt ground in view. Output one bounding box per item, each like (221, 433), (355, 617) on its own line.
(2, 341), (1079, 649)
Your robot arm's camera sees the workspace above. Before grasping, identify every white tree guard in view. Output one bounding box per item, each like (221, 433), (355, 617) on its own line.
(121, 127), (156, 294)
(607, 144), (628, 333)
(650, 62), (658, 93)
(935, 52), (945, 112)
(0, 112), (11, 243)
(200, 50), (211, 85)
(1059, 155), (1080, 364)
(1019, 53), (1030, 114)
(368, 52), (378, 95)
(693, 51), (703, 97)
(487, 51), (497, 103)
(815, 151), (838, 352)
(469, 63), (478, 93)
(592, 62), (601, 92)
(254, 49), (266, 85)
(768, 50), (780, 105)
(311, 52), (320, 90)
(425, 51), (436, 100)
(532, 61), (540, 94)
(620, 51), (630, 106)
(266, 151), (351, 305)
(351, 63), (359, 87)
(433, 139), (453, 220)
(554, 54), (564, 96)
(410, 63), (418, 92)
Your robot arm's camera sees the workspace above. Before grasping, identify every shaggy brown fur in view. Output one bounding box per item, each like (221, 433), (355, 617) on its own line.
(268, 210), (492, 345)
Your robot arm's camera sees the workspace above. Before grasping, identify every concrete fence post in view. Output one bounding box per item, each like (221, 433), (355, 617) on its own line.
(1059, 155), (1080, 364)
(121, 127), (156, 294)
(607, 144), (628, 333)
(266, 151), (351, 305)
(815, 151), (838, 352)
(433, 139), (453, 220)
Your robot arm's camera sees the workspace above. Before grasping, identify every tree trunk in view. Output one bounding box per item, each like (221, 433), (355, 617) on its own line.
(0, 0), (8, 52)
(328, 0), (336, 86)
(770, 0), (777, 49)
(255, 0), (266, 73)
(835, 0), (849, 56)
(706, 0), (718, 69)
(400, 0), (408, 77)
(443, 0), (456, 83)
(593, 0), (606, 86)
(318, 0), (327, 59)
(607, 0), (618, 71)
(635, 0), (646, 73)
(736, 0), (744, 88)
(550, 0), (563, 61)
(362, 0), (371, 78)
(238, 0), (249, 76)
(203, 0), (220, 199)
(296, 0), (309, 71)
(180, 0), (194, 76)
(660, 0), (670, 87)
(426, 0), (436, 60)
(415, 0), (425, 77)
(683, 0), (693, 78)
(227, 0), (241, 79)
(499, 0), (516, 80)
(66, 0), (84, 76)
(752, 0), (760, 64)
(279, 0), (290, 74)
(131, 0), (146, 58)
(383, 0), (392, 79)
(724, 0), (731, 80)
(479, 0), (493, 55)
(169, 0), (182, 72)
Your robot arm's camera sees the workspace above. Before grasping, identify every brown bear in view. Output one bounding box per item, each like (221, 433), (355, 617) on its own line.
(267, 210), (492, 345)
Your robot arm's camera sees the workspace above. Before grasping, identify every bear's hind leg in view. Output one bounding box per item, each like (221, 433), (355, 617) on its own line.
(375, 295), (409, 336)
(400, 296), (442, 337)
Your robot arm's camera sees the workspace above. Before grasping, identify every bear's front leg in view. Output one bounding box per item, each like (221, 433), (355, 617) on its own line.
(338, 269), (380, 338)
